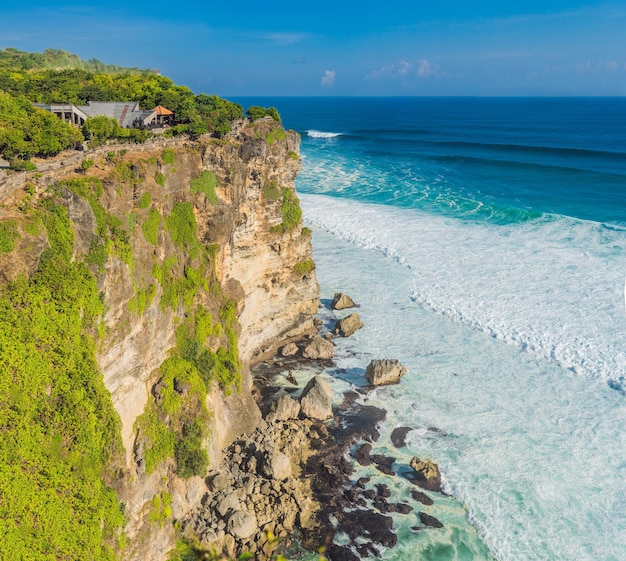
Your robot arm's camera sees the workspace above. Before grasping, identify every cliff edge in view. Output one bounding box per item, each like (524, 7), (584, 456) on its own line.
(0, 118), (319, 560)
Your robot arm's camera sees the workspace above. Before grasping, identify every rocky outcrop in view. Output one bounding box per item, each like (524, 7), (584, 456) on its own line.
(331, 292), (357, 310)
(409, 457), (442, 492)
(302, 335), (335, 360)
(334, 312), (364, 337)
(365, 359), (408, 386)
(300, 376), (333, 420)
(183, 418), (316, 559)
(266, 394), (301, 423)
(0, 120), (320, 561)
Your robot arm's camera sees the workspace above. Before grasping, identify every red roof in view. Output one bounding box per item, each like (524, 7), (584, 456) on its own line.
(152, 105), (174, 115)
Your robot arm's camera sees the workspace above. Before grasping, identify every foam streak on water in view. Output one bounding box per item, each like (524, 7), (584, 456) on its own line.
(301, 194), (626, 387)
(306, 212), (626, 561)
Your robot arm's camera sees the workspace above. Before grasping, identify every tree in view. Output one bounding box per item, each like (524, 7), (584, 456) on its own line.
(246, 105), (281, 123)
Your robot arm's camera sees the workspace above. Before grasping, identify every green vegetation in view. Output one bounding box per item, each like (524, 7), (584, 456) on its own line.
(165, 201), (202, 258)
(135, 356), (210, 477)
(83, 115), (151, 146)
(0, 219), (18, 252)
(262, 180), (281, 202)
(281, 188), (303, 232)
(271, 188), (303, 235)
(0, 91), (82, 164)
(0, 47), (149, 74)
(0, 47), (249, 157)
(142, 207), (161, 245)
(190, 170), (219, 204)
(153, 257), (206, 311)
(162, 148), (176, 165)
(288, 151), (299, 160)
(246, 105), (281, 123)
(155, 170), (166, 186)
(61, 177), (134, 267)
(0, 198), (124, 561)
(293, 259), (315, 276)
(301, 226), (312, 237)
(129, 283), (156, 316)
(81, 158), (95, 171)
(148, 492), (173, 527)
(137, 192), (151, 209)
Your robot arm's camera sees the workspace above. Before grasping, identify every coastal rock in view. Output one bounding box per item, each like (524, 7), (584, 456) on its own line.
(300, 376), (333, 420)
(227, 510), (258, 539)
(409, 457), (442, 492)
(411, 489), (434, 506)
(419, 511), (443, 529)
(217, 493), (241, 517)
(333, 313), (364, 337)
(352, 443), (372, 466)
(390, 426), (413, 448)
(302, 335), (335, 360)
(266, 395), (301, 422)
(279, 342), (299, 357)
(331, 293), (357, 310)
(365, 359), (407, 386)
(261, 449), (292, 481)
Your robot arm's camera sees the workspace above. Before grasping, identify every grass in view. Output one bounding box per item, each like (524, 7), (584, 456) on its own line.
(189, 170), (219, 205)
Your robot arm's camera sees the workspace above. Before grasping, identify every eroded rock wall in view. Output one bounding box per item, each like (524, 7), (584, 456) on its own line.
(0, 120), (319, 561)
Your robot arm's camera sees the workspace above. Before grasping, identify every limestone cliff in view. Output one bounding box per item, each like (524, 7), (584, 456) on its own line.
(0, 118), (319, 560)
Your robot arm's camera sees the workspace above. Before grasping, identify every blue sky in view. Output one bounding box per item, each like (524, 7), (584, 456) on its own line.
(2, 1), (626, 96)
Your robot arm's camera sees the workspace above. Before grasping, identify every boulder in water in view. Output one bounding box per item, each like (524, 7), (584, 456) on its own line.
(365, 359), (407, 386)
(331, 292), (357, 310)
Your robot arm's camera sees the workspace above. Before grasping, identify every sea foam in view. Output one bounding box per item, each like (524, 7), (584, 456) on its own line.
(301, 194), (626, 389)
(306, 130), (343, 138)
(307, 216), (626, 561)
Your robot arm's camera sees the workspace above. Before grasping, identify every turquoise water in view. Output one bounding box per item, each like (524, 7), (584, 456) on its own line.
(235, 97), (626, 560)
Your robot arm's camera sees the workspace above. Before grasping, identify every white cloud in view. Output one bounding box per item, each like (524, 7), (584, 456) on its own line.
(576, 61), (625, 74)
(368, 61), (412, 79)
(416, 59), (440, 78)
(256, 32), (308, 45)
(368, 59), (444, 80)
(321, 69), (336, 87)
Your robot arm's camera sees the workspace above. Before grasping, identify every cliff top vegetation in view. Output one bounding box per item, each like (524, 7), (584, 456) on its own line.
(0, 48), (281, 168)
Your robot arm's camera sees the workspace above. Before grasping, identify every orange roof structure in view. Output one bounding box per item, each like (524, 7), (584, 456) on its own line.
(152, 105), (174, 115)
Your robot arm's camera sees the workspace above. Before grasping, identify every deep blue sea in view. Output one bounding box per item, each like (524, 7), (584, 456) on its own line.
(235, 97), (626, 561)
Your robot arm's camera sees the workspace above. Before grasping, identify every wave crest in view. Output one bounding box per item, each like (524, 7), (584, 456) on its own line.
(306, 130), (342, 138)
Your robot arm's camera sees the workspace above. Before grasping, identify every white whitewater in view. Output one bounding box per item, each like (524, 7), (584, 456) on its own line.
(302, 193), (626, 561)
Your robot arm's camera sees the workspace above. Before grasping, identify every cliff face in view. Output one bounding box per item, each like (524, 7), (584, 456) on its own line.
(0, 119), (319, 560)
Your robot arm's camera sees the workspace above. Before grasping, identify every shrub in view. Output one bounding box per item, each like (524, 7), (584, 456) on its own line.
(293, 259), (315, 276)
(262, 180), (281, 202)
(0, 199), (124, 561)
(281, 188), (302, 232)
(246, 105), (281, 123)
(165, 201), (201, 258)
(137, 192), (151, 209)
(81, 158), (94, 171)
(189, 170), (219, 205)
(0, 220), (18, 252)
(161, 148), (176, 165)
(155, 171), (166, 186)
(142, 207), (161, 245)
(9, 159), (37, 171)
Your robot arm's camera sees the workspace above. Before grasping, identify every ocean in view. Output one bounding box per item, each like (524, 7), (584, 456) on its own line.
(234, 97), (626, 560)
